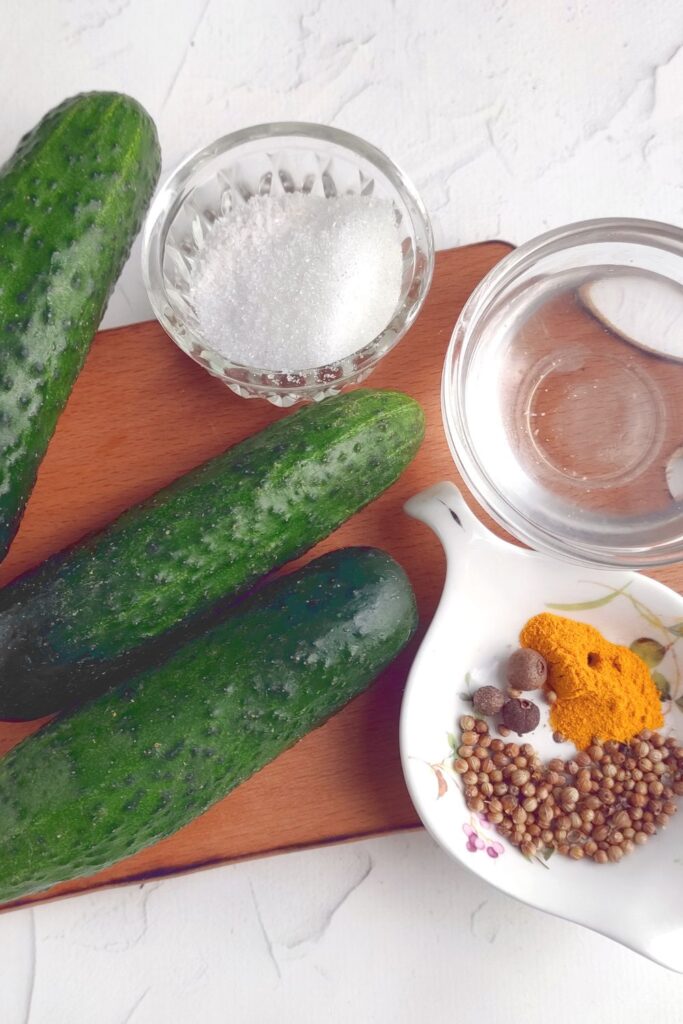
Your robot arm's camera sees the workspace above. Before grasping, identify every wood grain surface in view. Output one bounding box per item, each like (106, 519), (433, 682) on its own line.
(1, 238), (640, 912)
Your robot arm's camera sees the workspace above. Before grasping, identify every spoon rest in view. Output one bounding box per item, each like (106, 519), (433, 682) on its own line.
(400, 481), (683, 971)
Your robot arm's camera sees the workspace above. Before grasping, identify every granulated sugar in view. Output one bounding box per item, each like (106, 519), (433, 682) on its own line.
(190, 192), (403, 370)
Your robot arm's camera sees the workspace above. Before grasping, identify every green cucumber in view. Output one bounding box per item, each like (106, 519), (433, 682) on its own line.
(0, 546), (417, 904)
(0, 92), (160, 561)
(0, 388), (424, 720)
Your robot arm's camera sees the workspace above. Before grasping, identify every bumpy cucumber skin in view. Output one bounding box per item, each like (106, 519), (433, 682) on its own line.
(0, 547), (417, 904)
(0, 92), (161, 561)
(0, 389), (424, 719)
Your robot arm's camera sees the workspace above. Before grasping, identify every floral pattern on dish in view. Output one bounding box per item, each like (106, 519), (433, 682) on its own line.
(463, 820), (505, 858)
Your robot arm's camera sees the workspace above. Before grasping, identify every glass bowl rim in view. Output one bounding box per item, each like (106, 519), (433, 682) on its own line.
(442, 216), (683, 569)
(141, 120), (434, 386)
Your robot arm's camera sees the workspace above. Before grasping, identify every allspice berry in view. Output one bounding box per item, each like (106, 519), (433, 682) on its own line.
(473, 685), (506, 716)
(502, 697), (541, 735)
(507, 648), (547, 691)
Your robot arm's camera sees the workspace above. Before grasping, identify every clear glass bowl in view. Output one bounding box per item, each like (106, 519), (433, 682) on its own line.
(142, 122), (433, 406)
(443, 218), (683, 569)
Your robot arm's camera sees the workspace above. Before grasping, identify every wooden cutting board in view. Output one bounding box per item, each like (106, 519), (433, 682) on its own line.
(12, 238), (680, 913)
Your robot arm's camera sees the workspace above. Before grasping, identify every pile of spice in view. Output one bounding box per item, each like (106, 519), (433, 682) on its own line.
(520, 612), (664, 749)
(191, 192), (404, 370)
(454, 718), (682, 862)
(456, 612), (680, 864)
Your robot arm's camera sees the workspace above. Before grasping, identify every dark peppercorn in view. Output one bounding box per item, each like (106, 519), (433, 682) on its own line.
(473, 685), (506, 716)
(502, 698), (541, 735)
(507, 648), (547, 691)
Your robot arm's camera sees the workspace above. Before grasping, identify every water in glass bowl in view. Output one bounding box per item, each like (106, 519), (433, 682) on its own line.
(464, 264), (683, 555)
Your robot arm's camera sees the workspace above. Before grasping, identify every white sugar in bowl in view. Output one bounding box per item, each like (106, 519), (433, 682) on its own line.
(142, 122), (433, 406)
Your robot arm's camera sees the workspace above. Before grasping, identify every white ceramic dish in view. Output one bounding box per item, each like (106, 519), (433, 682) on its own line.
(400, 480), (683, 972)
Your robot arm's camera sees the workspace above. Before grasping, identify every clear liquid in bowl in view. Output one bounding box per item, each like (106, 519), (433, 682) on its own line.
(465, 265), (683, 552)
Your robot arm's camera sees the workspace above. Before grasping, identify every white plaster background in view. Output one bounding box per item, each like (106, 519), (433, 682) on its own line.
(1, 1), (683, 1020)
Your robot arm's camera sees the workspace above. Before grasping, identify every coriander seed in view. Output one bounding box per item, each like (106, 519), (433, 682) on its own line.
(453, 706), (683, 869)
(560, 786), (579, 807)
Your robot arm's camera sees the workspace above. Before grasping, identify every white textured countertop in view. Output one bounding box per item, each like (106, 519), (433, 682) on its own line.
(3, 2), (683, 1020)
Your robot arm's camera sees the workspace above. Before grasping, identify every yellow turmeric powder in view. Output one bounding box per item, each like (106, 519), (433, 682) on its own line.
(519, 612), (663, 750)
